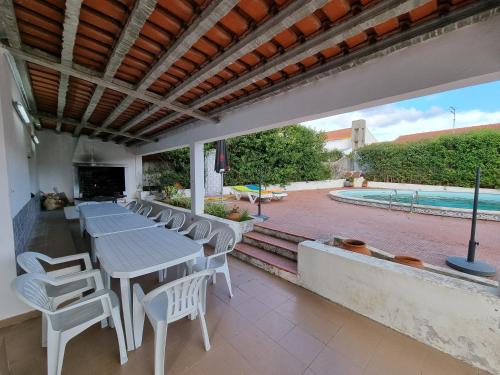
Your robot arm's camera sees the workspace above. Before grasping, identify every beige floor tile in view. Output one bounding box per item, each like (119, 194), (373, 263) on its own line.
(231, 297), (273, 323)
(310, 346), (364, 375)
(278, 326), (325, 366)
(206, 303), (252, 341)
(255, 310), (295, 342)
(275, 300), (343, 343)
(327, 317), (386, 368)
(420, 346), (480, 375)
(229, 328), (307, 375)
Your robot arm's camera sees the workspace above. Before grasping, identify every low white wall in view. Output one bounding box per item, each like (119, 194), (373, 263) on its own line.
(298, 241), (500, 374)
(367, 181), (500, 194)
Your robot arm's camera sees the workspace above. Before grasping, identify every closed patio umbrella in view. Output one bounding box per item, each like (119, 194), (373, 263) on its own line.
(215, 140), (229, 202)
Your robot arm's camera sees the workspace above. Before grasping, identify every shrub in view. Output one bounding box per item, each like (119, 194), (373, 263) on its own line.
(204, 203), (228, 218)
(239, 209), (252, 222)
(356, 129), (500, 188)
(167, 195), (191, 209)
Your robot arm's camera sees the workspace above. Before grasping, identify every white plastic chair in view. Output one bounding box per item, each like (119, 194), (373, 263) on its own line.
(12, 272), (128, 375)
(151, 208), (172, 224)
(124, 201), (137, 210)
(165, 212), (185, 231)
(190, 227), (236, 297)
(133, 270), (214, 375)
(179, 220), (212, 245)
(132, 203), (143, 213)
(17, 252), (94, 307)
(138, 205), (153, 217)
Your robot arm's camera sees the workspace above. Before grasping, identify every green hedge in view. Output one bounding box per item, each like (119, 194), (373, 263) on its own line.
(144, 125), (338, 188)
(356, 129), (500, 188)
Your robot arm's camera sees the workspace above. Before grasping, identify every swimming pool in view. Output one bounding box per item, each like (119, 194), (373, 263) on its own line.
(329, 189), (500, 221)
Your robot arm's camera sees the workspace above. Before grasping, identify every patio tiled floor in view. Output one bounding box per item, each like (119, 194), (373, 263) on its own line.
(0, 211), (491, 374)
(229, 188), (500, 270)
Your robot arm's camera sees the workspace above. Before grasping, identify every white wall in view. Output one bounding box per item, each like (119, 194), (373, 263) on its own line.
(0, 51), (36, 319)
(37, 132), (142, 201)
(325, 138), (350, 152)
(136, 15), (500, 156)
(298, 241), (500, 374)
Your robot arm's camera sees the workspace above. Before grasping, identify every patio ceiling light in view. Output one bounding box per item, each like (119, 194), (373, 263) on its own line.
(12, 101), (30, 124)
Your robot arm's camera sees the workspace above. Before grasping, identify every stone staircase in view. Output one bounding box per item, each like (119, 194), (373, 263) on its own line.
(232, 223), (315, 283)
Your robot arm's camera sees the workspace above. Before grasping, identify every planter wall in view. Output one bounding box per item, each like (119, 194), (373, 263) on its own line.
(298, 240), (500, 374)
(142, 197), (263, 242)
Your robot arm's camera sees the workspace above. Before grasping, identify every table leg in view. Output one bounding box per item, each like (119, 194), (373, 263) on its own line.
(120, 278), (135, 351)
(91, 237), (97, 263)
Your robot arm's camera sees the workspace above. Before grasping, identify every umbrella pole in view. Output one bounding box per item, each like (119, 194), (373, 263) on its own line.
(446, 167), (496, 277)
(220, 172), (224, 204)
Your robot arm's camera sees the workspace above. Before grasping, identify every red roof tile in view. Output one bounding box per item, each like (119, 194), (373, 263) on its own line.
(324, 128), (351, 141)
(394, 123), (500, 143)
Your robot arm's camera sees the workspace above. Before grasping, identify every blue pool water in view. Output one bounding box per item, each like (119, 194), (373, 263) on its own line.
(337, 189), (500, 211)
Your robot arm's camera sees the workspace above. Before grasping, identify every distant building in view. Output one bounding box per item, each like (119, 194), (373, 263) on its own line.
(393, 123), (500, 143)
(324, 119), (377, 153)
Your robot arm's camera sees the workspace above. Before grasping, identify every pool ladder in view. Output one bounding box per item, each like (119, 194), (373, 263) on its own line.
(389, 190), (419, 212)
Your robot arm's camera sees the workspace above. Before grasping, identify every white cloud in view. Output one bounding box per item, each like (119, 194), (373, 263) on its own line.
(302, 105), (500, 141)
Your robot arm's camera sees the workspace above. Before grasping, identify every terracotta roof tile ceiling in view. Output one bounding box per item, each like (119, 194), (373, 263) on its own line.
(324, 127), (352, 141)
(393, 123), (500, 143)
(0, 0), (494, 145)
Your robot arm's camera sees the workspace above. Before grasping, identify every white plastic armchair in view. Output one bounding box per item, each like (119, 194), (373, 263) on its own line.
(17, 252), (94, 307)
(150, 208), (172, 225)
(124, 201), (137, 210)
(12, 272), (127, 375)
(132, 203), (143, 213)
(133, 269), (214, 375)
(138, 205), (153, 217)
(179, 220), (212, 244)
(165, 212), (186, 231)
(191, 227), (236, 297)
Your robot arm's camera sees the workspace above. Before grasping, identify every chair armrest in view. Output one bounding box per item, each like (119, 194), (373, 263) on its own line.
(54, 289), (111, 314)
(46, 253), (92, 271)
(179, 223), (196, 236)
(205, 251), (231, 268)
(195, 238), (210, 245)
(51, 269), (104, 290)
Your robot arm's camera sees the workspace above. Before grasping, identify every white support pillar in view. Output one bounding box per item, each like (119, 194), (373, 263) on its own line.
(190, 141), (205, 216)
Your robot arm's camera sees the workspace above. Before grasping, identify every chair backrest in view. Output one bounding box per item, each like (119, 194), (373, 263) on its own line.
(145, 270), (213, 322)
(159, 209), (172, 222)
(17, 252), (51, 274)
(166, 212), (185, 230)
(132, 203), (143, 213)
(212, 227), (236, 254)
(139, 205), (152, 217)
(124, 201), (137, 210)
(189, 220), (212, 241)
(12, 273), (54, 314)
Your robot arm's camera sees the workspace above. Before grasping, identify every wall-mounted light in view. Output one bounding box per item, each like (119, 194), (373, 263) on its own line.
(31, 135), (39, 145)
(12, 101), (30, 124)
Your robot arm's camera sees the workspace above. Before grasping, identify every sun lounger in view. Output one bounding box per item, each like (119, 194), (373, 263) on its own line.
(232, 185), (287, 204)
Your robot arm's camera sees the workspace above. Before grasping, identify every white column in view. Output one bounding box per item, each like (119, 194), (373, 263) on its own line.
(190, 141), (205, 216)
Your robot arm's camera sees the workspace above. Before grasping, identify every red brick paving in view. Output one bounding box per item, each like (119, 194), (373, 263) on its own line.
(229, 189), (500, 271)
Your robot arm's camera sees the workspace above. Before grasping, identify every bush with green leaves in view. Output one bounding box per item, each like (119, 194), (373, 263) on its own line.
(143, 124), (337, 188)
(356, 129), (500, 188)
(204, 202), (228, 218)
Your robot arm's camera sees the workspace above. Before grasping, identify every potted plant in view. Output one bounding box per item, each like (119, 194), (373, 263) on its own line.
(227, 206), (241, 221)
(341, 239), (372, 256)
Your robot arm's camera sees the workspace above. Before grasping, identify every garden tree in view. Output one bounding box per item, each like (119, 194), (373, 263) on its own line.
(224, 124), (335, 186)
(143, 124), (340, 188)
(356, 129), (500, 188)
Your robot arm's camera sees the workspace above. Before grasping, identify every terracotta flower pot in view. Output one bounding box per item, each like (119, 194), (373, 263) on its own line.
(227, 212), (241, 221)
(341, 239), (372, 256)
(394, 255), (424, 269)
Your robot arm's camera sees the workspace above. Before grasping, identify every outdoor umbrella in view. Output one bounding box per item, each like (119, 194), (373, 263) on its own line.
(215, 140), (229, 202)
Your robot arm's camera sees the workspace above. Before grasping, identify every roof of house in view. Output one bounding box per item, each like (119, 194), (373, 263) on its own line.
(3, 0), (485, 146)
(324, 128), (351, 141)
(393, 123), (500, 143)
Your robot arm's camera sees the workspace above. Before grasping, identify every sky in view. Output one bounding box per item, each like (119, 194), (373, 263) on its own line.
(302, 80), (500, 141)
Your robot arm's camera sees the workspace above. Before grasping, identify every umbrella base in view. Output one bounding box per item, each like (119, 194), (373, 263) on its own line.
(254, 214), (269, 221)
(445, 256), (496, 277)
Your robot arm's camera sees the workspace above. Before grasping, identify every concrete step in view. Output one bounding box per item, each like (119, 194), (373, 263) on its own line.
(233, 243), (298, 283)
(242, 231), (298, 261)
(253, 222), (315, 244)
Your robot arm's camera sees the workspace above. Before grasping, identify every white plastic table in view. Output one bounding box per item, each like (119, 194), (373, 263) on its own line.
(95, 227), (203, 351)
(79, 203), (132, 236)
(86, 214), (164, 261)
